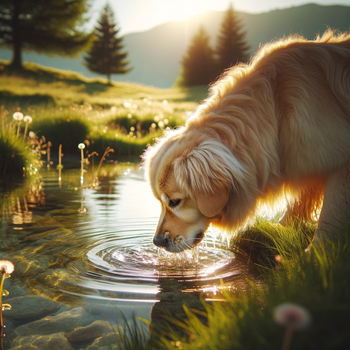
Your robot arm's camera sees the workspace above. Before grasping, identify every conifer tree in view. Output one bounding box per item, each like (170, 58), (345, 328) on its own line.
(84, 3), (131, 85)
(180, 26), (217, 87)
(0, 0), (92, 70)
(216, 3), (250, 74)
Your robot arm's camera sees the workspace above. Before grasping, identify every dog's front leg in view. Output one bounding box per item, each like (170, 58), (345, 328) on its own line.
(313, 161), (350, 247)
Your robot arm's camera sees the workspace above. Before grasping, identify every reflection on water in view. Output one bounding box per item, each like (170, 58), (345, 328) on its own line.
(0, 164), (253, 332)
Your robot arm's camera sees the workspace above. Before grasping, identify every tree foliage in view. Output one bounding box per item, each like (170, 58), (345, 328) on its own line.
(179, 27), (217, 87)
(179, 4), (250, 87)
(0, 0), (93, 69)
(84, 4), (131, 84)
(216, 3), (250, 73)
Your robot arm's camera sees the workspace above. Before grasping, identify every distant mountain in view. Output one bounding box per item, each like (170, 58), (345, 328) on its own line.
(1, 3), (350, 88)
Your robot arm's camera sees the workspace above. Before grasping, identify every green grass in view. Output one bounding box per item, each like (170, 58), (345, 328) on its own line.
(0, 60), (208, 160)
(116, 221), (349, 350)
(0, 127), (41, 184)
(0, 60), (208, 108)
(147, 221), (350, 350)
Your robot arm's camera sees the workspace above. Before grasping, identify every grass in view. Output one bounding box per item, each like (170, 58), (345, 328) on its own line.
(0, 60), (207, 108)
(117, 220), (349, 350)
(0, 60), (208, 160)
(0, 120), (42, 185)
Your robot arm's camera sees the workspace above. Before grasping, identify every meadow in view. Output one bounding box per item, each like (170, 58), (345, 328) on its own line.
(1, 62), (349, 350)
(0, 60), (207, 180)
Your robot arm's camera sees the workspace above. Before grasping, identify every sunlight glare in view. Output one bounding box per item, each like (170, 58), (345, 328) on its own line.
(151, 0), (219, 23)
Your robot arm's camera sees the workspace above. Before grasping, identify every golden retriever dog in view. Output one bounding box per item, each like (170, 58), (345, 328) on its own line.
(142, 30), (350, 252)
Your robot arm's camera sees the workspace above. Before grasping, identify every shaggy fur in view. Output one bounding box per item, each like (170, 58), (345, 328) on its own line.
(143, 30), (350, 252)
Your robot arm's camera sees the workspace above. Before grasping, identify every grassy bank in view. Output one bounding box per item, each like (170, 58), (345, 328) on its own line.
(0, 61), (208, 163)
(140, 221), (349, 349)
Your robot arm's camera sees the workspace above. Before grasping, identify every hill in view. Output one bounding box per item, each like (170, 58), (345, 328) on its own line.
(1, 3), (350, 88)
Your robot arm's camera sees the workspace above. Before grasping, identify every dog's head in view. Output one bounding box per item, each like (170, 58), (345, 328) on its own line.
(143, 129), (247, 252)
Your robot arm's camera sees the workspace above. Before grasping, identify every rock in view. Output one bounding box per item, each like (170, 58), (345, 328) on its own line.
(3, 296), (61, 320)
(15, 307), (89, 336)
(6, 281), (29, 297)
(16, 260), (45, 277)
(66, 320), (113, 342)
(13, 332), (73, 350)
(86, 332), (120, 350)
(9, 345), (40, 350)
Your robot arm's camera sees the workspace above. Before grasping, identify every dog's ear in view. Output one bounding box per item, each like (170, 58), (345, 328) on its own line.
(174, 140), (246, 218)
(195, 180), (229, 218)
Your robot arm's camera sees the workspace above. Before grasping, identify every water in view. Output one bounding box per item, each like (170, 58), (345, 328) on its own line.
(0, 164), (253, 346)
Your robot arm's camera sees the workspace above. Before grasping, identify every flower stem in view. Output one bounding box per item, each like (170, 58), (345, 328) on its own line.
(282, 325), (294, 350)
(0, 273), (6, 337)
(16, 123), (20, 138)
(23, 121), (29, 142)
(92, 147), (114, 185)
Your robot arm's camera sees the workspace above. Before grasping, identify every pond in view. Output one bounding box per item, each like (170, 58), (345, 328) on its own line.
(0, 164), (254, 349)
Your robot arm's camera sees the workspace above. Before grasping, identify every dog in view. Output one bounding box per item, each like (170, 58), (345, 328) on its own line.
(142, 30), (350, 252)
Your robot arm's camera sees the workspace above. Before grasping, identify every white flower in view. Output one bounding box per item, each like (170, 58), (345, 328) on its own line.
(13, 112), (23, 121)
(28, 131), (36, 139)
(78, 143), (85, 149)
(23, 115), (32, 123)
(273, 303), (311, 330)
(0, 260), (15, 275)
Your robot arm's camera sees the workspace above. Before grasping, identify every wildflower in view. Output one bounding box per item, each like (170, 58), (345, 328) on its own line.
(274, 302), (311, 350)
(275, 255), (282, 263)
(13, 112), (24, 137)
(0, 260), (15, 275)
(273, 302), (311, 330)
(23, 115), (32, 123)
(23, 115), (33, 141)
(78, 143), (85, 150)
(12, 112), (23, 121)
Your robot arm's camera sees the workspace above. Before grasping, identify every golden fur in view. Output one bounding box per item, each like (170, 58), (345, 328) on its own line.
(143, 30), (350, 252)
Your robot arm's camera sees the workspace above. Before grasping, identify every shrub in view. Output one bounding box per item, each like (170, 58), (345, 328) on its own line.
(0, 130), (40, 183)
(32, 115), (90, 154)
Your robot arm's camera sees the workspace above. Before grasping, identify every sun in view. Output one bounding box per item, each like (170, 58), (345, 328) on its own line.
(155, 0), (220, 22)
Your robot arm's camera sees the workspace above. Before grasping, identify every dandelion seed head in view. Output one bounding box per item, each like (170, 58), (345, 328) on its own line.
(23, 115), (32, 123)
(13, 112), (23, 121)
(0, 260), (15, 275)
(273, 303), (311, 330)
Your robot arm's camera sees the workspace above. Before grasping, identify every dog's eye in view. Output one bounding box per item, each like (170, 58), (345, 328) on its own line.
(169, 199), (181, 208)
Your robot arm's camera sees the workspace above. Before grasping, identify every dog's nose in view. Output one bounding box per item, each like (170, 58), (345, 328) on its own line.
(153, 231), (171, 248)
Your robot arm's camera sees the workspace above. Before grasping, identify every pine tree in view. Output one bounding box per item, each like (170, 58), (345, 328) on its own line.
(180, 26), (217, 87)
(215, 3), (250, 74)
(0, 0), (93, 70)
(84, 4), (131, 85)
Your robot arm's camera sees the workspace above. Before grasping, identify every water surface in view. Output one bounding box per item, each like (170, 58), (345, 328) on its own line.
(0, 164), (253, 324)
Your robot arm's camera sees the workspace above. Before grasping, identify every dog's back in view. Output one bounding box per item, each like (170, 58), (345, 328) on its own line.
(204, 30), (350, 181)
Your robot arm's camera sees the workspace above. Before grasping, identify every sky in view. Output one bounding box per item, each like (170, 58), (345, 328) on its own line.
(91, 0), (350, 35)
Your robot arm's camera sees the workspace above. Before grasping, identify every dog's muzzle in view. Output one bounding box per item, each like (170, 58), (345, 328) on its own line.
(153, 230), (179, 250)
(153, 230), (204, 252)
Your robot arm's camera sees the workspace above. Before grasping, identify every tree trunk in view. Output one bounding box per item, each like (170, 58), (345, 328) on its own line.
(11, 0), (22, 70)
